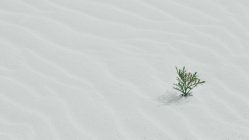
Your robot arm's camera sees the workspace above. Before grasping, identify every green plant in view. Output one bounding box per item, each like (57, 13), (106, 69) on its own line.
(173, 66), (205, 96)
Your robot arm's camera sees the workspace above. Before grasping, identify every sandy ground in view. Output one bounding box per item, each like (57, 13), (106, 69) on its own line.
(1, 0), (249, 140)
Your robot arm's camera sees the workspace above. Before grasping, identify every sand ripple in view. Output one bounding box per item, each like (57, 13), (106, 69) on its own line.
(1, 0), (249, 139)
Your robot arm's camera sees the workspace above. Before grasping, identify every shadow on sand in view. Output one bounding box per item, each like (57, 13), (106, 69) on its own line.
(157, 91), (190, 105)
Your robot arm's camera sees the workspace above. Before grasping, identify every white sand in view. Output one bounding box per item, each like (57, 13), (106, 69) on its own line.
(1, 0), (249, 139)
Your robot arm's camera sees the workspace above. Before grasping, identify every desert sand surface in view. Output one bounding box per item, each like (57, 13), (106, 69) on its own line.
(1, 0), (249, 140)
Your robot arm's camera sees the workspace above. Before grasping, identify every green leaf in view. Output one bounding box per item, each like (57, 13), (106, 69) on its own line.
(173, 66), (205, 96)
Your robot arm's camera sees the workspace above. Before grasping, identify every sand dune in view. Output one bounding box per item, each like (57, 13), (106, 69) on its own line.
(1, 0), (249, 139)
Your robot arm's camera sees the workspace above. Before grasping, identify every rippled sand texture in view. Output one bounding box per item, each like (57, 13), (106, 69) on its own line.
(1, 0), (249, 140)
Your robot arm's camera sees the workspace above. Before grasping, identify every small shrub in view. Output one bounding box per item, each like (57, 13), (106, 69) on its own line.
(173, 66), (205, 96)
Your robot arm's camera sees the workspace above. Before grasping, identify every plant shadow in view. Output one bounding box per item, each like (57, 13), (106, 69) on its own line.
(157, 91), (189, 105)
